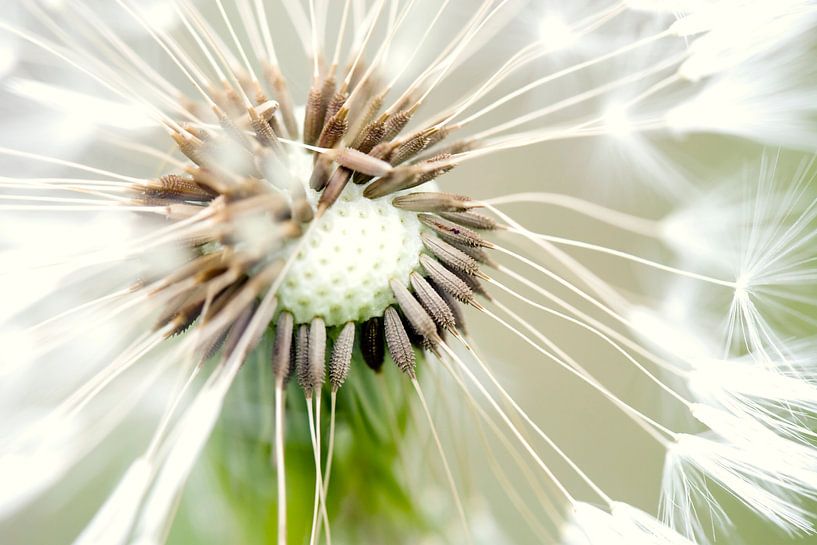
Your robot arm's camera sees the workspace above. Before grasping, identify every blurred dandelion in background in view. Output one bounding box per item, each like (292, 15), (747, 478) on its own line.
(1, 1), (816, 544)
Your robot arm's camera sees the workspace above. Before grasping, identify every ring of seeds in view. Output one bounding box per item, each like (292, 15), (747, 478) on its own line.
(144, 66), (496, 389)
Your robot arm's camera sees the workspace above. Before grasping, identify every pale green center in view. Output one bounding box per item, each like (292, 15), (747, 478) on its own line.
(279, 180), (424, 326)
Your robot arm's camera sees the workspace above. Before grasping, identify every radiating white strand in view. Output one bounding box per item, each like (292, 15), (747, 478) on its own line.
(491, 205), (630, 311)
(273, 383), (287, 545)
(659, 152), (817, 367)
(506, 229), (737, 288)
(176, 0), (254, 106)
(72, 459), (155, 545)
(667, 61), (817, 149)
(455, 27), (673, 130)
(0, 147), (146, 183)
(0, 19), (189, 132)
(28, 0), (193, 125)
(411, 378), (473, 545)
(673, 0), (817, 80)
(434, 2), (629, 129)
(67, 0), (183, 99)
(564, 501), (697, 545)
(0, 324), (174, 523)
(662, 403), (817, 541)
(306, 393), (332, 545)
(480, 193), (659, 237)
(431, 350), (567, 534)
(7, 79), (158, 131)
(490, 298), (675, 445)
(213, 0), (256, 82)
(16, 1), (191, 127)
(280, 0), (313, 55)
(437, 342), (578, 505)
(492, 249), (690, 379)
(467, 387), (562, 541)
(133, 290), (278, 543)
(688, 359), (817, 443)
(382, 0), (452, 102)
(493, 256), (687, 377)
(112, 0), (218, 108)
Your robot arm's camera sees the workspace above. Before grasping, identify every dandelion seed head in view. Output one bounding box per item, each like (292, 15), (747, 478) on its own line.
(3, 1), (817, 543)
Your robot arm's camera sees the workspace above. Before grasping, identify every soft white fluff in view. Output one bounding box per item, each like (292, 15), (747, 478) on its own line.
(564, 501), (697, 545)
(662, 404), (817, 542)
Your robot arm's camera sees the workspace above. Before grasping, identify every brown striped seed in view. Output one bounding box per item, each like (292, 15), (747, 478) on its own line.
(410, 272), (456, 330)
(317, 167), (353, 213)
(272, 312), (294, 384)
(318, 76), (337, 128)
(429, 277), (467, 335)
(362, 165), (421, 199)
(306, 317), (327, 395)
(261, 61), (298, 138)
(352, 118), (387, 154)
(418, 214), (492, 248)
(439, 210), (498, 231)
(361, 317), (385, 371)
(202, 280), (248, 324)
(421, 233), (483, 277)
(451, 266), (492, 301)
(179, 123), (211, 143)
(415, 153), (455, 184)
(329, 322), (355, 391)
(384, 306), (416, 379)
(171, 131), (203, 165)
(352, 94), (385, 141)
(330, 147), (393, 177)
(324, 91), (348, 125)
(249, 108), (279, 149)
(389, 130), (431, 166)
(216, 109), (254, 151)
(448, 241), (496, 267)
(382, 108), (415, 141)
(295, 324), (311, 394)
(204, 329), (229, 360)
(310, 154), (334, 191)
(222, 303), (256, 355)
(369, 140), (397, 163)
(389, 278), (439, 342)
(317, 107), (349, 149)
(391, 192), (474, 213)
(163, 299), (204, 337)
(303, 82), (324, 146)
(143, 174), (216, 204)
(427, 126), (452, 146)
(420, 255), (477, 305)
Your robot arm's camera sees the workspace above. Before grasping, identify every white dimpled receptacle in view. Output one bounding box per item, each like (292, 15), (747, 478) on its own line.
(279, 181), (424, 326)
